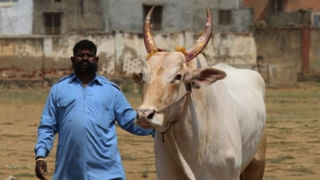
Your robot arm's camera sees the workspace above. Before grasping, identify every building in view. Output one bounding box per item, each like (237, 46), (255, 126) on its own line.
(244, 0), (320, 81)
(32, 0), (253, 34)
(0, 0), (33, 35)
(244, 0), (320, 27)
(0, 0), (259, 85)
(32, 0), (104, 35)
(0, 0), (255, 35)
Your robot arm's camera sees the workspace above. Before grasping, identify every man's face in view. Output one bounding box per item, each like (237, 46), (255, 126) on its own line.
(71, 49), (98, 73)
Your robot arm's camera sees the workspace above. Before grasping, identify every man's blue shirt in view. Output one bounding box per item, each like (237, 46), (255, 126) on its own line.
(34, 74), (153, 180)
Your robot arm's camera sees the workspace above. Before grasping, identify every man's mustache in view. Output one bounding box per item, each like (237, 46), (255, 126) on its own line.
(72, 61), (98, 73)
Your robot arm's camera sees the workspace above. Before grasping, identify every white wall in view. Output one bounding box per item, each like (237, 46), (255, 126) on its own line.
(0, 0), (33, 35)
(0, 32), (257, 80)
(44, 32), (257, 75)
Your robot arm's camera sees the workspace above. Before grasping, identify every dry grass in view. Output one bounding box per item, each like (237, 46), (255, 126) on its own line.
(0, 81), (319, 179)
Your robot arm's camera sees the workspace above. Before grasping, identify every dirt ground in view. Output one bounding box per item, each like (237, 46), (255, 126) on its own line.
(0, 81), (319, 180)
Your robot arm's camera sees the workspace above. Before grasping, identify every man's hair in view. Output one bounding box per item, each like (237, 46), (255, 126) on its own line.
(73, 39), (97, 55)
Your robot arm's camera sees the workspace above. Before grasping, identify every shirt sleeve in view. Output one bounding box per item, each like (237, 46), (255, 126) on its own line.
(114, 90), (154, 136)
(34, 86), (58, 158)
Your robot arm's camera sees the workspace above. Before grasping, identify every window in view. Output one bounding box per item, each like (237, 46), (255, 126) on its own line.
(312, 13), (320, 27)
(44, 12), (61, 35)
(143, 5), (163, 30)
(218, 10), (232, 25)
(271, 0), (283, 12)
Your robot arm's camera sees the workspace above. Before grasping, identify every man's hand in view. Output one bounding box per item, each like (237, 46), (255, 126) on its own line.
(35, 158), (48, 180)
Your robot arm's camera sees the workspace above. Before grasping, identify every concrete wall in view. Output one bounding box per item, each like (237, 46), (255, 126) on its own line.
(33, 0), (104, 34)
(0, 36), (43, 80)
(255, 27), (320, 85)
(0, 0), (33, 35)
(205, 33), (257, 66)
(255, 28), (301, 65)
(254, 28), (300, 86)
(31, 0), (252, 34)
(266, 11), (312, 28)
(6, 27), (320, 87)
(0, 32), (257, 81)
(310, 30), (320, 78)
(106, 0), (252, 33)
(0, 0), (252, 36)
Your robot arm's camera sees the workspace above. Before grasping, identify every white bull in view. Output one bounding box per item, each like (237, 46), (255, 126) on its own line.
(134, 7), (266, 180)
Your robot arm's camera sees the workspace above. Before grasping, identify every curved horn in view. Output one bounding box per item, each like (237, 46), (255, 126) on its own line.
(185, 8), (212, 61)
(144, 6), (158, 53)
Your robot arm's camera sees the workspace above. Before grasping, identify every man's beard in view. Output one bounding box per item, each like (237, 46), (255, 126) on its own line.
(72, 61), (98, 75)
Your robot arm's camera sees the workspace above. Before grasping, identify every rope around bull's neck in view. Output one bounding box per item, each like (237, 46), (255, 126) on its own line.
(158, 90), (191, 141)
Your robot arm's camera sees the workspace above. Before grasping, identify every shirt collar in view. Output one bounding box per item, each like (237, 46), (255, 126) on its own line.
(68, 73), (103, 86)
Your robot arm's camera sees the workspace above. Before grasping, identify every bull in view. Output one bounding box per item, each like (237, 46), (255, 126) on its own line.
(133, 7), (267, 180)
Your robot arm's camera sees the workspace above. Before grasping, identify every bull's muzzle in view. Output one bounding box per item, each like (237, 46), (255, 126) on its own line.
(136, 108), (156, 129)
(137, 108), (156, 120)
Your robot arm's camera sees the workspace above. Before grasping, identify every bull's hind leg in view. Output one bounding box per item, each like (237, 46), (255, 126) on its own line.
(240, 128), (267, 180)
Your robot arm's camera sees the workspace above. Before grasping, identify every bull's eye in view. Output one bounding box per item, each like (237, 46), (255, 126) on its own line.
(172, 74), (182, 82)
(169, 73), (183, 83)
(175, 74), (182, 81)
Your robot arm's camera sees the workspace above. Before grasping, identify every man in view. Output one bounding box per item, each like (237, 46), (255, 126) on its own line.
(34, 39), (153, 180)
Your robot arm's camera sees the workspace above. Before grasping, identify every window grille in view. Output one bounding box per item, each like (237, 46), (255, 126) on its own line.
(44, 12), (62, 35)
(143, 5), (163, 30)
(219, 10), (232, 25)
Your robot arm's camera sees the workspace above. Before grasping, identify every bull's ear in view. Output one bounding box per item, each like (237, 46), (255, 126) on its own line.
(132, 72), (143, 85)
(184, 68), (226, 89)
